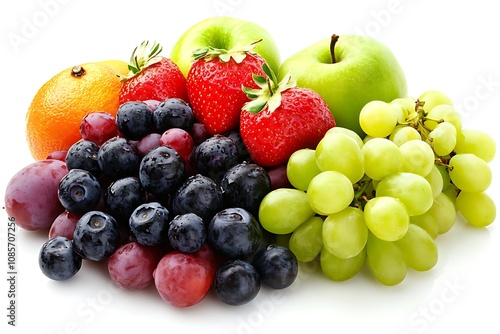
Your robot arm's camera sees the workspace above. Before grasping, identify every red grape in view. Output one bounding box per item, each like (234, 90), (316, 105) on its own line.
(80, 112), (119, 146)
(108, 241), (161, 290)
(48, 211), (82, 240)
(160, 128), (194, 163)
(5, 159), (68, 231)
(153, 245), (215, 307)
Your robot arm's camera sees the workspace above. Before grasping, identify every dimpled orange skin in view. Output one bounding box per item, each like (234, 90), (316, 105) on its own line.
(25, 61), (125, 160)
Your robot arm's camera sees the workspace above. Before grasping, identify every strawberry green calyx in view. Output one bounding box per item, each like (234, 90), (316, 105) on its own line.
(119, 40), (163, 81)
(192, 39), (262, 64)
(242, 63), (296, 114)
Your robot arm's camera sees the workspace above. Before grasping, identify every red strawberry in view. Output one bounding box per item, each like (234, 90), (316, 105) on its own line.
(119, 41), (188, 104)
(240, 64), (336, 167)
(186, 41), (266, 135)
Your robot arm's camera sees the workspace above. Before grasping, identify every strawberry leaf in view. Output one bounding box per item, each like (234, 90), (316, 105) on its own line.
(119, 40), (163, 81)
(242, 63), (297, 114)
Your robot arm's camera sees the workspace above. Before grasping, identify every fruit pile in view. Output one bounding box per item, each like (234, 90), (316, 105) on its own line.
(3, 16), (497, 308)
(262, 91), (496, 286)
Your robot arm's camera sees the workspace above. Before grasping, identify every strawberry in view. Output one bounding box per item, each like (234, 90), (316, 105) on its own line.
(240, 64), (336, 167)
(186, 41), (266, 135)
(119, 41), (188, 104)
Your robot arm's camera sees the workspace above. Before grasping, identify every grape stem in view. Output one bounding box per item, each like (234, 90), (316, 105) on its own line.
(352, 180), (373, 208)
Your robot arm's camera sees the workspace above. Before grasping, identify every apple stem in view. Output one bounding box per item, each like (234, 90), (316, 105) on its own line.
(330, 34), (339, 64)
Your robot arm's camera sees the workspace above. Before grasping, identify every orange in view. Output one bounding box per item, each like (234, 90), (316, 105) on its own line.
(26, 60), (127, 160)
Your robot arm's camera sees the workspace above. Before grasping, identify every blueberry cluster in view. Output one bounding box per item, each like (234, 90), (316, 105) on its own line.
(39, 98), (298, 306)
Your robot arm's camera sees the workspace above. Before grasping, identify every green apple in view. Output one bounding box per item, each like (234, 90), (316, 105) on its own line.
(279, 34), (407, 137)
(171, 17), (281, 77)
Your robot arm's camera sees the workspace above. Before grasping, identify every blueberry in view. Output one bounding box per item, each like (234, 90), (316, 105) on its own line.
(129, 202), (170, 246)
(208, 208), (262, 259)
(194, 134), (239, 184)
(116, 101), (154, 140)
(98, 137), (141, 180)
(226, 131), (251, 163)
(139, 146), (187, 197)
(214, 259), (260, 306)
(73, 211), (121, 261)
(221, 162), (272, 217)
(253, 244), (298, 289)
(153, 98), (195, 132)
(105, 177), (147, 223)
(39, 236), (82, 281)
(65, 140), (100, 176)
(58, 169), (101, 213)
(172, 174), (224, 224)
(168, 213), (206, 253)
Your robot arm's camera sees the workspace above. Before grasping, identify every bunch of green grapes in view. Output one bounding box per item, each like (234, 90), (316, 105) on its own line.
(258, 90), (496, 286)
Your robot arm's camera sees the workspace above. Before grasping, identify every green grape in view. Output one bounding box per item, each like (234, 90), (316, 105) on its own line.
(418, 90), (454, 113)
(437, 165), (452, 191)
(391, 96), (417, 124)
(394, 224), (438, 271)
(322, 207), (367, 259)
(456, 191), (496, 227)
(320, 246), (366, 282)
(315, 132), (364, 183)
(424, 104), (462, 133)
(364, 196), (409, 241)
(259, 188), (315, 234)
(286, 148), (321, 191)
(361, 138), (402, 180)
(410, 212), (439, 239)
(442, 183), (459, 210)
(289, 216), (324, 262)
(428, 121), (457, 156)
(425, 165), (444, 198)
(426, 192), (457, 234)
(376, 172), (434, 216)
(359, 100), (399, 138)
(389, 125), (421, 146)
(326, 126), (364, 149)
(399, 139), (435, 177)
(455, 129), (496, 163)
(307, 171), (354, 215)
(366, 233), (407, 286)
(449, 153), (492, 193)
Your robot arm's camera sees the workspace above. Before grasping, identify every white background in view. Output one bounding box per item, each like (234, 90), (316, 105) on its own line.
(1, 0), (499, 333)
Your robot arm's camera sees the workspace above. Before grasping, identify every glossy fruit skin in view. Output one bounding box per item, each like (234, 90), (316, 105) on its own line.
(159, 128), (194, 163)
(220, 162), (272, 217)
(108, 241), (161, 290)
(187, 53), (265, 135)
(170, 16), (281, 78)
(278, 34), (407, 137)
(168, 213), (206, 253)
(5, 159), (68, 231)
(39, 236), (82, 281)
(98, 137), (141, 180)
(119, 57), (188, 104)
(153, 98), (195, 133)
(58, 169), (101, 214)
(80, 112), (119, 146)
(208, 207), (262, 259)
(139, 146), (187, 197)
(73, 211), (121, 261)
(129, 202), (170, 247)
(194, 134), (240, 184)
(253, 244), (298, 289)
(171, 174), (224, 224)
(213, 259), (260, 306)
(153, 249), (215, 308)
(116, 101), (154, 140)
(48, 211), (82, 240)
(65, 140), (100, 176)
(240, 87), (336, 167)
(26, 62), (123, 160)
(104, 177), (147, 223)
